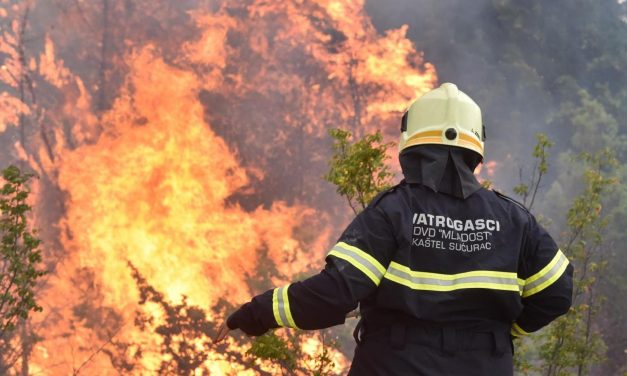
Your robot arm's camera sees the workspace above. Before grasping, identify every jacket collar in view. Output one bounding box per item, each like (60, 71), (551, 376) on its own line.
(399, 145), (482, 199)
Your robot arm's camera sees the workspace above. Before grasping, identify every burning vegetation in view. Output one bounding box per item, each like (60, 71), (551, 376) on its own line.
(0, 0), (436, 374)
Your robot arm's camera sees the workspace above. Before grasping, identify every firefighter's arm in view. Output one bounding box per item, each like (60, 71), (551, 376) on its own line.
(224, 262), (358, 336)
(512, 217), (574, 337)
(223, 200), (396, 337)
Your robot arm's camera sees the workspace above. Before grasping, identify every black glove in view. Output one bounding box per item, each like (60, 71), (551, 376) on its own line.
(226, 302), (269, 336)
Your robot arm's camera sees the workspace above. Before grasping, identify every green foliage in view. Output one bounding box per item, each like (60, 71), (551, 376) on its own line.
(512, 183), (528, 198)
(512, 336), (537, 375)
(247, 332), (297, 372)
(248, 330), (337, 376)
(324, 128), (393, 215)
(246, 331), (297, 373)
(0, 165), (46, 337)
(550, 85), (621, 154)
(309, 331), (337, 376)
(513, 133), (554, 211)
(512, 140), (619, 375)
(480, 180), (493, 189)
(537, 149), (617, 376)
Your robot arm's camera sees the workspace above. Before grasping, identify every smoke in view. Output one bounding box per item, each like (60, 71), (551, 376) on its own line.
(0, 0), (436, 373)
(364, 0), (627, 192)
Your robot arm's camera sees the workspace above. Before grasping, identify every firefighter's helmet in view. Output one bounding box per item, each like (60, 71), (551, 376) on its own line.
(399, 83), (485, 159)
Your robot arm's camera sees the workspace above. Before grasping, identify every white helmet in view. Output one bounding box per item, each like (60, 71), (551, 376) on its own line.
(399, 83), (485, 159)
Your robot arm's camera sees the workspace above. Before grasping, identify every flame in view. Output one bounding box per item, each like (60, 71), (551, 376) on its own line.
(0, 91), (28, 132)
(30, 47), (330, 374)
(0, 0), (437, 374)
(475, 160), (498, 179)
(38, 36), (71, 87)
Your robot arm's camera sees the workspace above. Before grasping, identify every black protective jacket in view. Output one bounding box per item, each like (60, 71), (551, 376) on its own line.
(228, 180), (573, 375)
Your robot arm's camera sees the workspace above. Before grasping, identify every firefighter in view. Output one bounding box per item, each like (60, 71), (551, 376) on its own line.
(214, 83), (573, 376)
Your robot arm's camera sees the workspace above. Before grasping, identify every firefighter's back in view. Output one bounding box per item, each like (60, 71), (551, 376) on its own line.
(349, 181), (568, 376)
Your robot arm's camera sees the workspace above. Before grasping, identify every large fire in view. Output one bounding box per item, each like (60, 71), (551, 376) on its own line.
(0, 0), (436, 374)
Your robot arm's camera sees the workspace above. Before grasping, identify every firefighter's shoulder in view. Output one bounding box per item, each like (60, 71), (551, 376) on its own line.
(368, 181), (403, 208)
(491, 189), (530, 213)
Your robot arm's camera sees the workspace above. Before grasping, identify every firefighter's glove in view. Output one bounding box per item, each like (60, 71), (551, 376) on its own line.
(226, 303), (268, 336)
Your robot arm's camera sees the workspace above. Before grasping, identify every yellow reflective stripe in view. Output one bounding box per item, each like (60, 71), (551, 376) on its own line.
(384, 262), (520, 292)
(518, 278), (525, 292)
(459, 133), (483, 150)
(385, 273), (520, 292)
(327, 242), (386, 285)
(328, 250), (381, 285)
(272, 288), (284, 326)
(389, 263), (517, 280)
(404, 137), (442, 149)
(522, 249), (569, 298)
(271, 285), (299, 329)
(404, 130), (483, 154)
(525, 249), (562, 285)
(406, 130), (442, 142)
(336, 242), (386, 275)
(511, 322), (530, 337)
(282, 285), (298, 329)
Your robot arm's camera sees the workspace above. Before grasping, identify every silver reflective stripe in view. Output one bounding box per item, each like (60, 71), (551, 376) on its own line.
(523, 250), (569, 297)
(385, 266), (520, 291)
(276, 286), (289, 327)
(272, 285), (299, 328)
(333, 243), (384, 279)
(328, 242), (386, 285)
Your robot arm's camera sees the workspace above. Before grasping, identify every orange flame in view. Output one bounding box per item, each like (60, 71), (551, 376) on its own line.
(1, 0), (437, 373)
